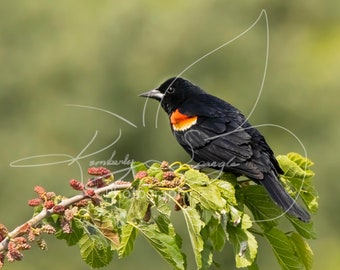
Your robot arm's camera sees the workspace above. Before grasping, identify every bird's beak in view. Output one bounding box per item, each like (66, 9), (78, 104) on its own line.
(139, 89), (164, 101)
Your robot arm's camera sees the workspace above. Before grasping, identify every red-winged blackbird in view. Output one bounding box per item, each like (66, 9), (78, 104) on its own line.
(140, 77), (310, 222)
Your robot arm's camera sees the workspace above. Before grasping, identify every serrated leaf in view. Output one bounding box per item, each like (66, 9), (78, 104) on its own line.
(182, 206), (205, 269)
(277, 154), (314, 180)
(240, 213), (253, 230)
(184, 169), (210, 185)
(79, 223), (113, 268)
(155, 213), (171, 234)
(298, 187), (318, 214)
(229, 206), (243, 226)
(195, 210), (216, 269)
(137, 223), (186, 270)
(201, 214), (227, 251)
(154, 200), (184, 261)
(277, 154), (318, 214)
(214, 179), (237, 205)
(127, 186), (149, 222)
(264, 227), (303, 270)
(118, 223), (137, 258)
(184, 170), (225, 210)
(289, 232), (313, 270)
(227, 222), (258, 268)
(210, 225), (226, 252)
(190, 184), (225, 210)
(286, 216), (316, 239)
(55, 218), (84, 246)
(94, 218), (120, 249)
(153, 193), (173, 234)
(287, 152), (314, 169)
(243, 185), (282, 228)
(154, 192), (172, 216)
(200, 208), (213, 224)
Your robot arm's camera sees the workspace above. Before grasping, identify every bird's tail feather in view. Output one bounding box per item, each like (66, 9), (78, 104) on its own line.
(260, 171), (310, 222)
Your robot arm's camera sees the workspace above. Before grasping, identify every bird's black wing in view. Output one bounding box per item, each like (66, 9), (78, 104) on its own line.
(173, 94), (279, 179)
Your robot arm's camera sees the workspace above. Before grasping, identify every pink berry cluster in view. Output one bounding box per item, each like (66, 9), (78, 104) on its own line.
(0, 222), (56, 267)
(6, 237), (30, 262)
(70, 167), (113, 206)
(87, 167), (112, 188)
(59, 207), (78, 234)
(28, 186), (56, 209)
(134, 161), (183, 189)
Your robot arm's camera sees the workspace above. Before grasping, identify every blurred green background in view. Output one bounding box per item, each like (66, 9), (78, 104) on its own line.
(0, 1), (339, 269)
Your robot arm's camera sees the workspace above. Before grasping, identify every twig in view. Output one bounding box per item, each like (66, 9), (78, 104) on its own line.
(0, 181), (131, 252)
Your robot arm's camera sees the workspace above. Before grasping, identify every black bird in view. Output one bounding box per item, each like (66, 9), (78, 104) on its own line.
(140, 77), (310, 222)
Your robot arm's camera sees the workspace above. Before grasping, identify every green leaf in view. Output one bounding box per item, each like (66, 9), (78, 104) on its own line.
(243, 185), (282, 229)
(287, 152), (314, 169)
(219, 171), (238, 185)
(137, 223), (186, 270)
(118, 223), (137, 258)
(277, 153), (318, 213)
(184, 168), (210, 185)
(131, 161), (148, 177)
(184, 170), (225, 210)
(153, 192), (173, 233)
(277, 153), (314, 180)
(214, 179), (237, 205)
(263, 227), (303, 270)
(240, 213), (253, 230)
(55, 218), (84, 246)
(228, 208), (239, 224)
(147, 162), (162, 177)
(227, 221), (258, 268)
(200, 245), (213, 270)
(155, 212), (171, 234)
(286, 216), (316, 239)
(79, 222), (113, 268)
(289, 232), (314, 270)
(93, 217), (120, 250)
(154, 193), (185, 256)
(182, 206), (205, 269)
(127, 186), (149, 222)
(190, 184), (225, 210)
(153, 191), (172, 217)
(201, 214), (227, 252)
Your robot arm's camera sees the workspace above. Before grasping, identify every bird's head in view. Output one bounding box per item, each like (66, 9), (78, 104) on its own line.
(139, 77), (203, 114)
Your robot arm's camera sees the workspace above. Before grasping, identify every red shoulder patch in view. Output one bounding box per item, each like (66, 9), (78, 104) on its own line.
(170, 109), (198, 131)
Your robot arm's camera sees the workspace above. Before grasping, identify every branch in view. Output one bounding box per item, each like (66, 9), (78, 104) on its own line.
(0, 170), (131, 253)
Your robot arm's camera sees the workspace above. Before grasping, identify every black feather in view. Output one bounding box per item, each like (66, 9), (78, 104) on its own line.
(260, 171), (310, 222)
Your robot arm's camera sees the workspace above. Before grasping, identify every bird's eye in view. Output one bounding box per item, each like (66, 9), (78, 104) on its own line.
(167, 87), (175, 94)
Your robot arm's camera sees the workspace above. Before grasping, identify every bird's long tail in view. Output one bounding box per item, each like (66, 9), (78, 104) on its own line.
(260, 171), (310, 222)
